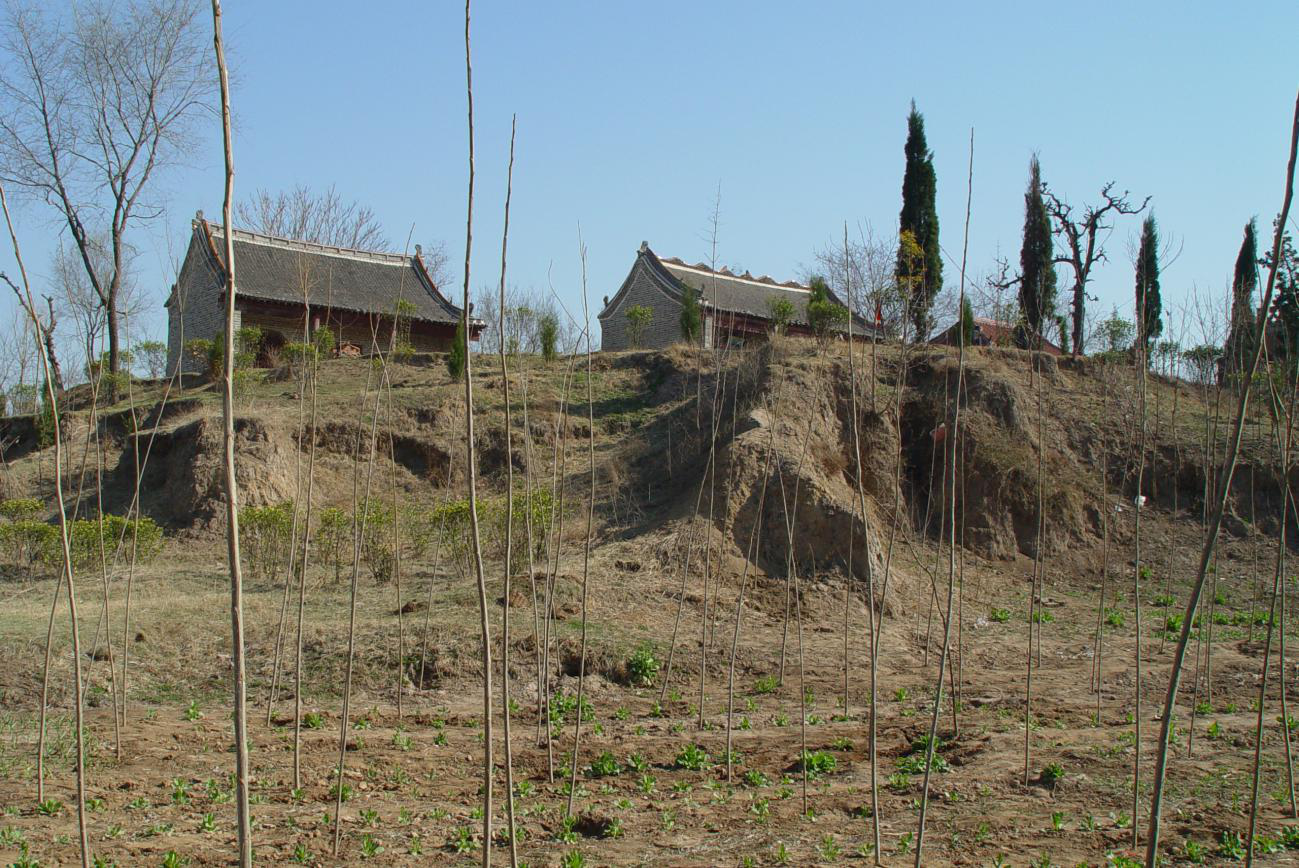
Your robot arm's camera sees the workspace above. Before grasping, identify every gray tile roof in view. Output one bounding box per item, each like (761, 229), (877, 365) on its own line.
(199, 222), (462, 324)
(634, 244), (874, 333)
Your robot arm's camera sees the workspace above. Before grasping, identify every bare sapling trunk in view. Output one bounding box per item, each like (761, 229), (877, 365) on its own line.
(332, 288), (390, 856)
(1131, 279), (1150, 851)
(459, 7), (494, 858)
(541, 344), (580, 781)
(723, 387), (785, 783)
(292, 336), (321, 790)
(2, 185), (92, 868)
(1246, 358), (1298, 858)
(120, 299), (185, 732)
(1025, 345), (1045, 788)
(417, 489), (452, 689)
(209, 5), (252, 862)
(660, 345), (732, 703)
(88, 386), (122, 759)
(565, 236), (596, 820)
(1146, 90), (1299, 864)
(496, 115), (520, 867)
(915, 128), (972, 866)
(267, 284), (313, 725)
(843, 221), (880, 732)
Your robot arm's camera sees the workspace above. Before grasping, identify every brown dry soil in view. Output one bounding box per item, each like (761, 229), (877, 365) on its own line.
(2, 340), (1299, 866)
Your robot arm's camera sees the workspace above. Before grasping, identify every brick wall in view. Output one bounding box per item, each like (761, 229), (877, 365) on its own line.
(166, 233), (456, 374)
(167, 236), (231, 375)
(598, 257), (685, 351)
(244, 307), (454, 355)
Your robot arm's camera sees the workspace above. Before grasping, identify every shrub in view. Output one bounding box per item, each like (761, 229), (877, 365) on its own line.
(447, 320), (467, 380)
(625, 305), (652, 348)
(27, 515), (164, 576)
(184, 339), (215, 376)
(0, 520), (56, 575)
(135, 340), (167, 379)
(238, 502), (294, 585)
(538, 313), (559, 362)
(805, 276), (849, 345)
(767, 298), (795, 335)
(316, 507), (351, 584)
(0, 498), (42, 522)
(626, 644), (659, 687)
(679, 289), (701, 344)
(283, 342), (317, 380)
(359, 499), (396, 583)
(392, 340), (415, 363)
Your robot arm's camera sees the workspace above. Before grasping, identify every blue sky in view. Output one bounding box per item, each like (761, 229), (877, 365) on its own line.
(2, 0), (1297, 363)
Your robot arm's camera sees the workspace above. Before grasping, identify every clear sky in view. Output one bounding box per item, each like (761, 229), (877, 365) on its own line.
(2, 0), (1297, 365)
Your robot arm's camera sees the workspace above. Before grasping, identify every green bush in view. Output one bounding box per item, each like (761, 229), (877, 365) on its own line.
(0, 498), (42, 522)
(430, 486), (556, 572)
(184, 339), (215, 376)
(626, 644), (659, 687)
(315, 507), (351, 584)
(447, 321), (467, 380)
(805, 277), (849, 345)
(0, 520), (56, 575)
(538, 313), (559, 362)
(359, 499), (396, 583)
(238, 502), (294, 585)
(767, 298), (795, 335)
(13, 514), (164, 576)
(135, 340), (167, 379)
(625, 305), (652, 348)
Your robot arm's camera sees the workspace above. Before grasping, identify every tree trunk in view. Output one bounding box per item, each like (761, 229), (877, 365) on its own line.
(106, 298), (121, 376)
(1071, 281), (1085, 358)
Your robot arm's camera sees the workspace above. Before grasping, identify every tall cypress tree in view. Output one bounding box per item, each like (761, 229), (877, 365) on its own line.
(1269, 225), (1299, 369)
(896, 100), (942, 339)
(1223, 218), (1259, 378)
(1134, 214), (1163, 355)
(1017, 155), (1056, 346)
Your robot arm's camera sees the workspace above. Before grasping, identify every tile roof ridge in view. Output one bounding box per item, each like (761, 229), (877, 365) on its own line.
(205, 218), (412, 266)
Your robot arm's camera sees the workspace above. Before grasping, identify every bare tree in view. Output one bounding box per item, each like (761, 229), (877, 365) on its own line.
(210, 1), (252, 863)
(50, 238), (146, 380)
(807, 225), (904, 333)
(420, 239), (452, 289)
(236, 184), (389, 250)
(0, 0), (214, 375)
(1042, 181), (1149, 356)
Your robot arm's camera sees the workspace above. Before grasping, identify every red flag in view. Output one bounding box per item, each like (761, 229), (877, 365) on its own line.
(874, 300), (883, 327)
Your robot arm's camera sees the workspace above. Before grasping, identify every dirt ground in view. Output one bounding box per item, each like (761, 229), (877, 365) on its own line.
(3, 342), (1299, 866)
(3, 511), (1299, 866)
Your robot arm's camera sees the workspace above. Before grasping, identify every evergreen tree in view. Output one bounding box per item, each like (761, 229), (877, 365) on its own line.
(1134, 214), (1163, 355)
(538, 312), (559, 363)
(1267, 224), (1299, 370)
(806, 276), (849, 345)
(1055, 314), (1070, 355)
(679, 286), (702, 344)
(896, 101), (942, 339)
(959, 295), (975, 347)
(1223, 219), (1259, 377)
(1017, 156), (1056, 347)
(447, 319), (467, 380)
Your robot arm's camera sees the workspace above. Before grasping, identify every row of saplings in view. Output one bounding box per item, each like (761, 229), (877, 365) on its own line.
(237, 486), (557, 588)
(0, 497), (164, 580)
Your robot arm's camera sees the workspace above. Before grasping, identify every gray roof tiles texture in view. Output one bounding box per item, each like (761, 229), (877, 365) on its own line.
(204, 225), (462, 325)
